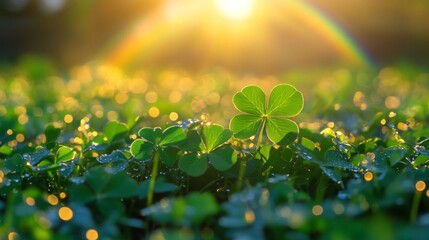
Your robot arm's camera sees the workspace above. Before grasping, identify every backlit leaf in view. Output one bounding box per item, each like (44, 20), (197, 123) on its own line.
(230, 114), (262, 139)
(56, 146), (76, 163)
(266, 118), (298, 144)
(159, 126), (186, 146)
(267, 84), (304, 117)
(233, 85), (265, 115)
(0, 145), (12, 156)
(130, 139), (154, 160)
(138, 127), (162, 143)
(413, 154), (429, 167)
(104, 121), (128, 143)
(202, 124), (232, 152)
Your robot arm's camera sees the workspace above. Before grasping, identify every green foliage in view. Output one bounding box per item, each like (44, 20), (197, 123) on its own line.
(69, 167), (138, 204)
(1, 65), (429, 239)
(142, 192), (218, 226)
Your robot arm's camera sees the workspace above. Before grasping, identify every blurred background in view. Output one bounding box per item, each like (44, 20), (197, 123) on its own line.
(1, 0), (429, 74)
(1, 0), (428, 140)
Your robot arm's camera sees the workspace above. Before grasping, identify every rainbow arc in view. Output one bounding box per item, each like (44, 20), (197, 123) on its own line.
(96, 0), (374, 70)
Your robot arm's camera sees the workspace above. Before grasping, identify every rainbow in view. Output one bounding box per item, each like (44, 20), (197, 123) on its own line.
(283, 0), (374, 67)
(96, 0), (375, 70)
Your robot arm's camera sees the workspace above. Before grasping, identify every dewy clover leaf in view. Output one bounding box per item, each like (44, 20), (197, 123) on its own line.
(178, 124), (237, 177)
(130, 126), (186, 206)
(130, 126), (186, 166)
(230, 84), (303, 145)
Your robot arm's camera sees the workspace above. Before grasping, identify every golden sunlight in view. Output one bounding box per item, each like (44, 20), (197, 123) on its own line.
(215, 0), (254, 20)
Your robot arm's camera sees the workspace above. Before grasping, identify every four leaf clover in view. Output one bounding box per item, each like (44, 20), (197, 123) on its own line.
(229, 84), (304, 145)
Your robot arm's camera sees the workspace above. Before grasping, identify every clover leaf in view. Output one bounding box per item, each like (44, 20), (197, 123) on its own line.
(178, 124), (237, 177)
(130, 126), (186, 166)
(69, 167), (138, 220)
(56, 146), (76, 163)
(104, 121), (129, 143)
(230, 84), (304, 145)
(130, 125), (186, 206)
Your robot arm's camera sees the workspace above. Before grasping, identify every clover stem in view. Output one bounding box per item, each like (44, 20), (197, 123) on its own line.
(236, 155), (247, 192)
(147, 150), (160, 206)
(410, 189), (422, 223)
(256, 118), (266, 150)
(236, 119), (266, 192)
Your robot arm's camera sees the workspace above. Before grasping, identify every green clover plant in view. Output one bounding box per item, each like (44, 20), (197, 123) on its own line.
(69, 167), (138, 221)
(230, 84), (304, 146)
(178, 124), (237, 177)
(130, 126), (186, 205)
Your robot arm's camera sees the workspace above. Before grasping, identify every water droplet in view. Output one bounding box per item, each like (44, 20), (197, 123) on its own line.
(21, 173), (30, 179)
(69, 177), (85, 184)
(337, 192), (348, 200)
(4, 179), (11, 186)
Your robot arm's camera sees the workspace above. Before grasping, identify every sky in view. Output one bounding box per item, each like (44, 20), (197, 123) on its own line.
(1, 0), (429, 73)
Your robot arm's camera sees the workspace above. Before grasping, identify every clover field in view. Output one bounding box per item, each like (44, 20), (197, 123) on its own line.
(1, 60), (429, 239)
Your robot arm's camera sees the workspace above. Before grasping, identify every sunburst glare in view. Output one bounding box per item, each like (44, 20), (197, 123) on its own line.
(215, 0), (255, 20)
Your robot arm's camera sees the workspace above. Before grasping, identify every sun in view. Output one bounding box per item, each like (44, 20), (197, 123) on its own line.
(215, 0), (255, 20)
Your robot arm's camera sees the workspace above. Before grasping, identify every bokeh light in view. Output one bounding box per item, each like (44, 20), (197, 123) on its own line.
(64, 114), (74, 123)
(364, 172), (373, 182)
(16, 134), (25, 143)
(25, 197), (35, 206)
(385, 96), (400, 109)
(58, 207), (73, 221)
(148, 107), (160, 118)
(8, 232), (19, 240)
(47, 195), (59, 205)
(169, 112), (179, 121)
(86, 229), (99, 240)
(59, 192), (67, 199)
(312, 205), (323, 216)
(145, 91), (158, 103)
(415, 181), (426, 192)
(244, 210), (255, 224)
(332, 202), (344, 215)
